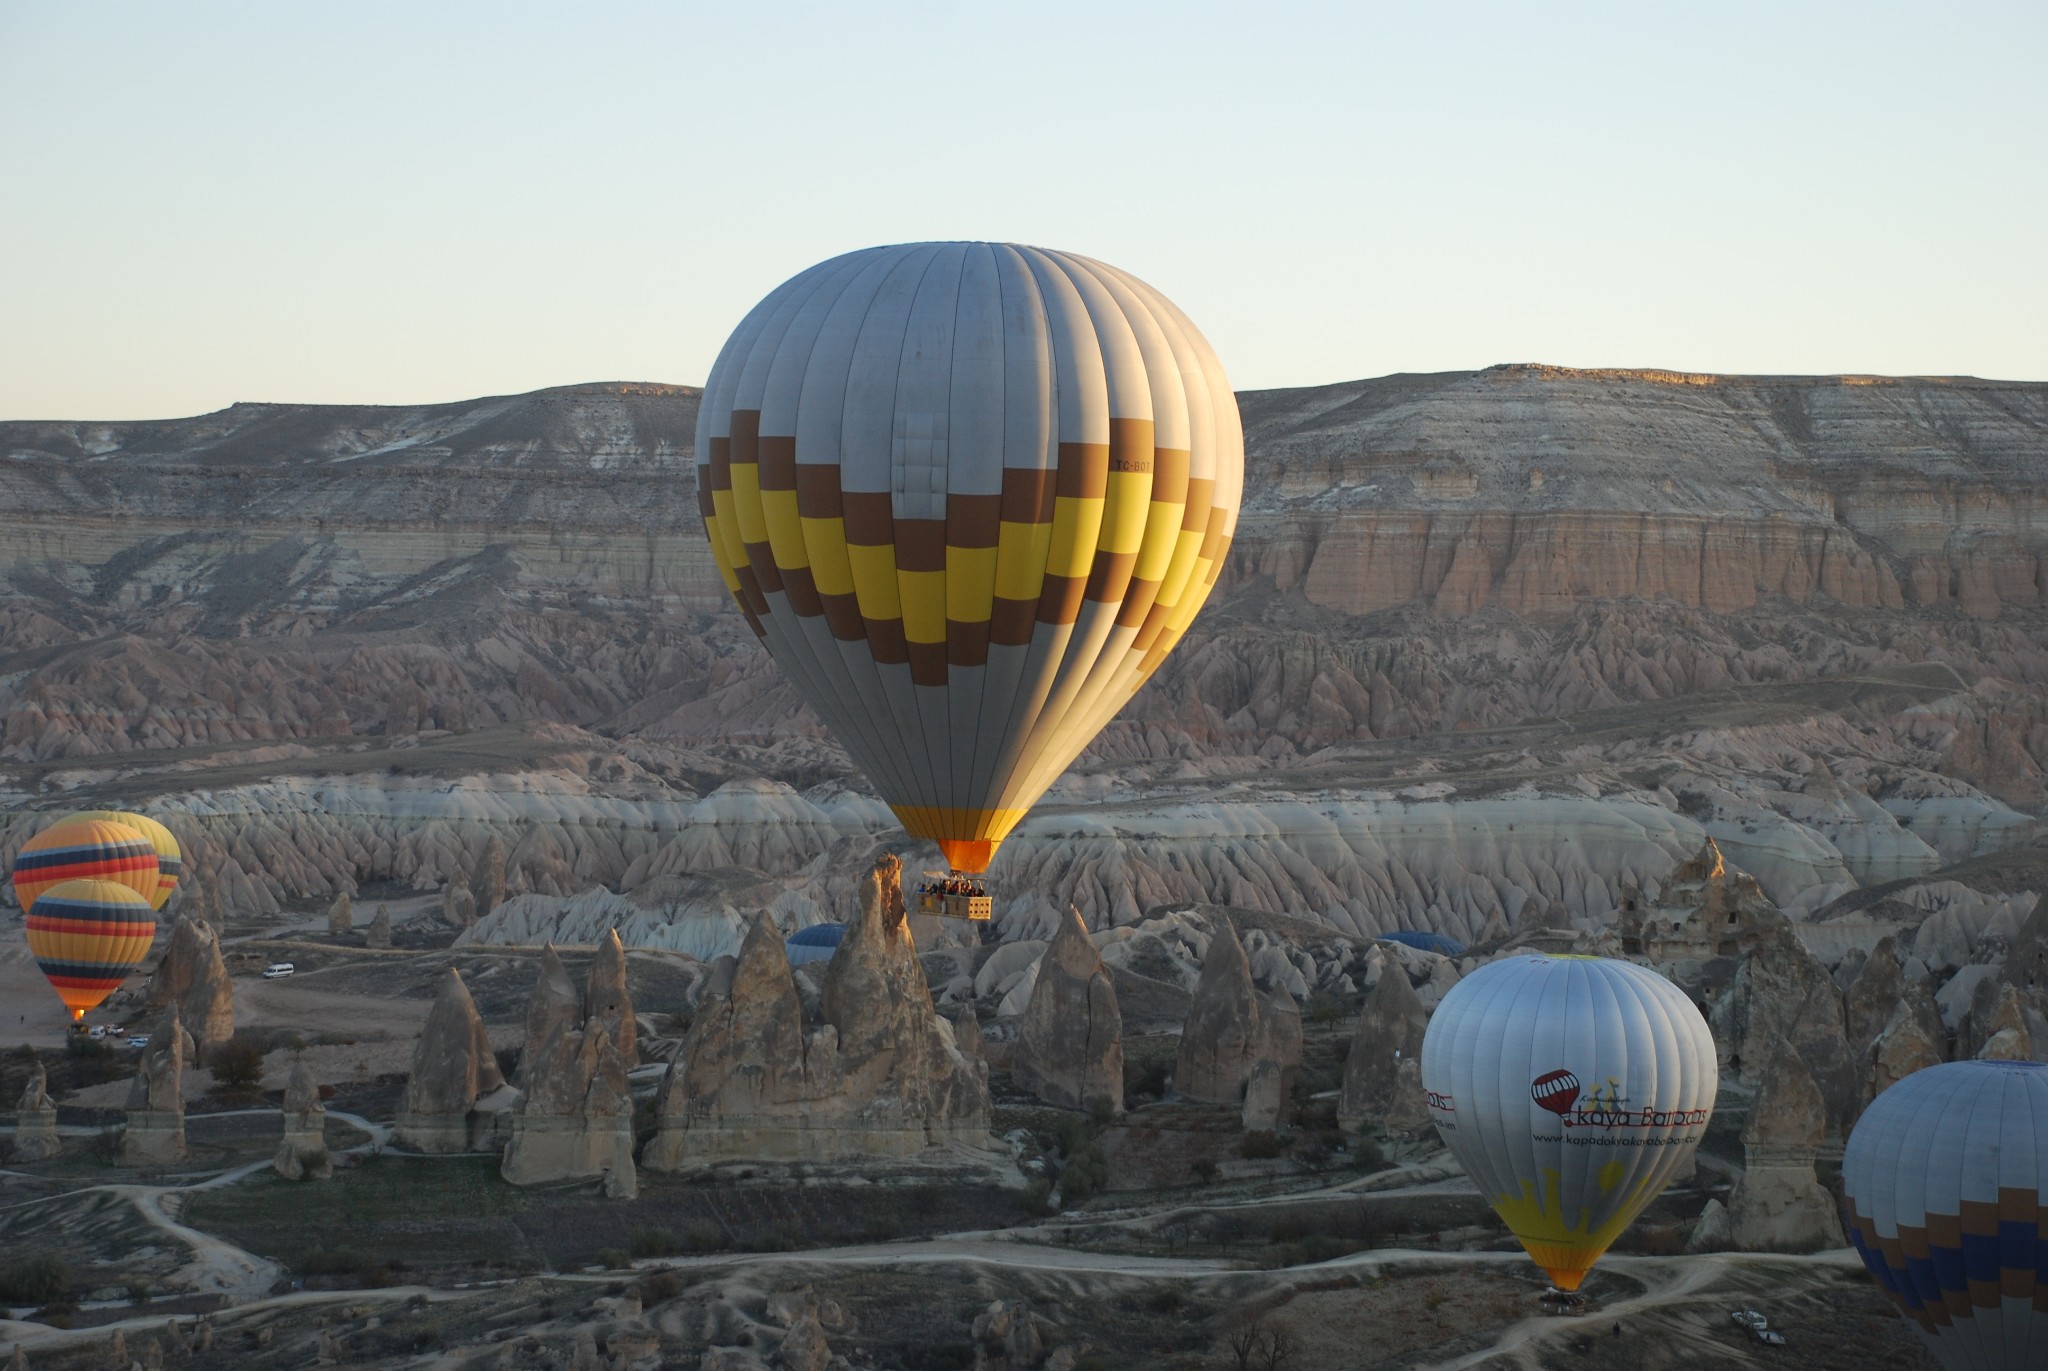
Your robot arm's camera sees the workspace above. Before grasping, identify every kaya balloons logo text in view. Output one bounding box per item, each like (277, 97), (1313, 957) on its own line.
(1529, 1068), (1709, 1141)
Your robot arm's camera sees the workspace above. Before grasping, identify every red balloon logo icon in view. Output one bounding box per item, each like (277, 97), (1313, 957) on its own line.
(1531, 1070), (1580, 1117)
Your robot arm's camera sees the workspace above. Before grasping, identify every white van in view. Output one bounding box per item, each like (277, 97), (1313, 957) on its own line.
(262, 962), (296, 979)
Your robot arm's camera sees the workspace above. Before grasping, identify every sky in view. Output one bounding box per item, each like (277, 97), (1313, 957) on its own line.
(1, 1), (2042, 420)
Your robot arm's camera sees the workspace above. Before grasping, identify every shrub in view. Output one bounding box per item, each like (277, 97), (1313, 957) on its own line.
(685, 1223), (726, 1252)
(208, 1036), (266, 1092)
(634, 1270), (684, 1304)
(0, 1257), (70, 1305)
(1237, 1131), (1285, 1160)
(1018, 1178), (1054, 1216)
(627, 1227), (681, 1259)
(597, 1248), (633, 1270)
(1191, 1158), (1219, 1185)
(1059, 1142), (1109, 1205)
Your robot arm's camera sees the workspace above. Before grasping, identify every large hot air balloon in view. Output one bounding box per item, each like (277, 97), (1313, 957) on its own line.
(696, 243), (1242, 878)
(1843, 1059), (2048, 1371)
(64, 809), (181, 911)
(1421, 954), (1718, 1294)
(11, 817), (160, 913)
(24, 877), (158, 1021)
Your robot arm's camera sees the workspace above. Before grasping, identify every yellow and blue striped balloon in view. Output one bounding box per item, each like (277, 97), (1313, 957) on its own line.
(24, 877), (158, 1021)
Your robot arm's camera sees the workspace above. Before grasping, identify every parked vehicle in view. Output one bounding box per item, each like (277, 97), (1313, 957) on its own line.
(262, 962), (295, 979)
(126, 1035), (150, 1049)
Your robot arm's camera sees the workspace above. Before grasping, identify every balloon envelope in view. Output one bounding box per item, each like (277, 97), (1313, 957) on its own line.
(63, 809), (181, 911)
(1843, 1059), (2048, 1371)
(1421, 954), (1718, 1290)
(695, 242), (1243, 872)
(24, 877), (157, 1021)
(11, 818), (160, 913)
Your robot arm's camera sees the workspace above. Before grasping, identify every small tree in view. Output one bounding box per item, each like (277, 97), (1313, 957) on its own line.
(208, 1037), (265, 1092)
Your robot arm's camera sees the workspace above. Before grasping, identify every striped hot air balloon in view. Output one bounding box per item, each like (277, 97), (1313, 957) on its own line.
(11, 817), (160, 913)
(697, 242), (1242, 874)
(64, 810), (181, 911)
(1843, 1059), (2048, 1371)
(24, 877), (158, 1021)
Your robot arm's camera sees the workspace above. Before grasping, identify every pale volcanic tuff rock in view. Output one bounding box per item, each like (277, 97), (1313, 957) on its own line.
(645, 857), (990, 1168)
(501, 1017), (637, 1197)
(1337, 955), (1431, 1134)
(1173, 918), (1303, 1111)
(396, 969), (508, 1153)
(11, 1054), (60, 1163)
(122, 1006), (194, 1166)
(1013, 907), (1125, 1115)
(274, 1058), (331, 1180)
(585, 928), (637, 1065)
(1727, 1048), (1847, 1252)
(144, 915), (234, 1052)
(4, 370), (2046, 958)
(1712, 907), (1861, 1135)
(515, 945), (583, 1092)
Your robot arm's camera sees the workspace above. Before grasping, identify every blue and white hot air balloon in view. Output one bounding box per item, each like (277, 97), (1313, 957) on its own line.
(1843, 1059), (2048, 1371)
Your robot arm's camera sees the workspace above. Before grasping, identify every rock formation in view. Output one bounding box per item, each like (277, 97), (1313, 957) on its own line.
(367, 904), (392, 948)
(326, 892), (352, 936)
(144, 915), (234, 1053)
(395, 969), (506, 1152)
(1727, 1048), (1847, 1252)
(10, 1053), (60, 1163)
(274, 1058), (331, 1180)
(122, 1006), (194, 1166)
(586, 928), (637, 1066)
(1866, 999), (1945, 1100)
(1338, 957), (1430, 1134)
(516, 945), (582, 1092)
(1712, 915), (1857, 1135)
(1844, 935), (1909, 1057)
(645, 855), (989, 1168)
(477, 835), (508, 917)
(501, 1015), (636, 1198)
(1174, 917), (1301, 1113)
(1971, 982), (2035, 1061)
(444, 880), (478, 930)
(1013, 907), (1124, 1115)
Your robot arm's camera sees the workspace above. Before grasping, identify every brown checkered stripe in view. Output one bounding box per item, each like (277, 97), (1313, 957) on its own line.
(698, 407), (1234, 870)
(1844, 1188), (2048, 1334)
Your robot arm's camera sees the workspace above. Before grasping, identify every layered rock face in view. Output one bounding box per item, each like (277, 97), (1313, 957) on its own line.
(1013, 907), (1124, 1115)
(645, 857), (990, 1168)
(274, 1058), (331, 1180)
(144, 916), (234, 1052)
(11, 1054), (60, 1163)
(1, 369), (2042, 965)
(395, 969), (507, 1152)
(122, 1006), (194, 1166)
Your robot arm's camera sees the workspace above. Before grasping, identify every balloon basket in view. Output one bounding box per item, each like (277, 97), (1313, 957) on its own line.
(915, 871), (992, 922)
(1538, 1288), (1588, 1317)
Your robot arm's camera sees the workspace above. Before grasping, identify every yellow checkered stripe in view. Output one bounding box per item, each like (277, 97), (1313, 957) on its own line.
(698, 410), (1234, 689)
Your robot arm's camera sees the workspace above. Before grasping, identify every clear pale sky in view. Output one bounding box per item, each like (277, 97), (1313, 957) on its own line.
(1, 1), (2041, 420)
